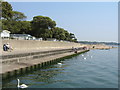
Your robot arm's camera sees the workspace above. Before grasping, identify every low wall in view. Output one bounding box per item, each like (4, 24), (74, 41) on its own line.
(1, 40), (112, 53)
(1, 48), (73, 64)
(1, 40), (83, 52)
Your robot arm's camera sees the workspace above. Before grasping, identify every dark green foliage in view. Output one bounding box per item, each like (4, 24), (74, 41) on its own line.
(50, 27), (77, 42)
(2, 20), (21, 33)
(18, 21), (31, 34)
(2, 20), (31, 34)
(1, 1), (78, 42)
(12, 11), (27, 21)
(1, 1), (13, 20)
(51, 27), (66, 40)
(0, 2), (2, 19)
(31, 16), (56, 29)
(30, 16), (56, 39)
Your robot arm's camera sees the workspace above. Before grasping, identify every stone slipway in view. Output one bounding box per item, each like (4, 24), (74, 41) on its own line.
(1, 48), (89, 80)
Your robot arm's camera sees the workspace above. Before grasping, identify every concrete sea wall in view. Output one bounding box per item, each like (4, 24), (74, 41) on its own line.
(1, 48), (89, 80)
(1, 40), (112, 53)
(1, 40), (83, 52)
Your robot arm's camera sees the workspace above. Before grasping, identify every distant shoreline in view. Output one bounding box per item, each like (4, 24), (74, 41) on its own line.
(78, 41), (119, 46)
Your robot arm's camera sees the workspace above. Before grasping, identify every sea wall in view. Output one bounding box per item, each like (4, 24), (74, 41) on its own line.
(1, 40), (84, 52)
(1, 40), (112, 53)
(2, 49), (89, 80)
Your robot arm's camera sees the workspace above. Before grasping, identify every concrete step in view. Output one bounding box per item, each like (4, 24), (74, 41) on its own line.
(2, 50), (72, 64)
(1, 48), (72, 59)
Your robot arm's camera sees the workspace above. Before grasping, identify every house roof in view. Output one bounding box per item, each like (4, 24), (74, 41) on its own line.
(1, 30), (11, 33)
(10, 34), (32, 37)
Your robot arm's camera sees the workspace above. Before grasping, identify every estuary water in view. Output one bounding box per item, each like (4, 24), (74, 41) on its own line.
(3, 48), (118, 88)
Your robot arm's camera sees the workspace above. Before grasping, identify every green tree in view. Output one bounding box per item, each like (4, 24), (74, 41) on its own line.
(73, 38), (78, 42)
(64, 30), (71, 41)
(31, 16), (56, 39)
(51, 27), (66, 40)
(1, 1), (13, 20)
(70, 33), (75, 39)
(31, 16), (56, 29)
(2, 20), (31, 34)
(0, 2), (2, 19)
(2, 20), (21, 33)
(12, 11), (27, 21)
(18, 21), (31, 34)
(51, 28), (77, 42)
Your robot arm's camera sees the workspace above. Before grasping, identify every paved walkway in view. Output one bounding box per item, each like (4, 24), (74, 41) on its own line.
(1, 47), (71, 56)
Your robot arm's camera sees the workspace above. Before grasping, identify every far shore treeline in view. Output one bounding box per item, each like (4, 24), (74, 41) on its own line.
(1, 1), (77, 42)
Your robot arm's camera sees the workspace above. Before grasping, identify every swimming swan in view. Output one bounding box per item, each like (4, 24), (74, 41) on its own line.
(58, 63), (62, 65)
(82, 54), (84, 56)
(17, 79), (28, 88)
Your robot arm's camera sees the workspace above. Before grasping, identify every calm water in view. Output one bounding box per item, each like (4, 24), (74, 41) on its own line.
(3, 48), (118, 88)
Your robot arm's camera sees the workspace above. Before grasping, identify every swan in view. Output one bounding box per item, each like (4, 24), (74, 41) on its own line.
(58, 63), (62, 65)
(82, 54), (84, 56)
(83, 57), (86, 60)
(17, 79), (28, 88)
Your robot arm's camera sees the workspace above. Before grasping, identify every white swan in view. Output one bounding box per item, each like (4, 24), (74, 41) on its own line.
(58, 63), (62, 65)
(17, 79), (28, 88)
(83, 57), (86, 60)
(82, 54), (84, 56)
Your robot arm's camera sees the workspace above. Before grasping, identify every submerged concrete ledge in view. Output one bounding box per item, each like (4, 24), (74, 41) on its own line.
(1, 49), (89, 80)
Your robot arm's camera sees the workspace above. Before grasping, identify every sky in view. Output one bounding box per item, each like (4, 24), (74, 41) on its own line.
(9, 2), (118, 42)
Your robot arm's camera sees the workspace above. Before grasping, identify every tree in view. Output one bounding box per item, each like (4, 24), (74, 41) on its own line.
(18, 21), (31, 34)
(2, 20), (21, 33)
(31, 16), (56, 39)
(51, 27), (66, 40)
(12, 11), (27, 21)
(2, 20), (31, 34)
(1, 1), (13, 20)
(31, 16), (56, 29)
(70, 33), (75, 39)
(1, 1), (78, 42)
(64, 30), (71, 41)
(73, 38), (78, 42)
(0, 2), (2, 19)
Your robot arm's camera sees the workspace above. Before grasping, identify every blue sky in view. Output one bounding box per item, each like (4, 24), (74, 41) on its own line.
(9, 2), (118, 42)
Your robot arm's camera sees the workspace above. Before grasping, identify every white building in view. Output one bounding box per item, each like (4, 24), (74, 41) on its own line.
(10, 34), (36, 40)
(0, 30), (10, 38)
(35, 38), (43, 41)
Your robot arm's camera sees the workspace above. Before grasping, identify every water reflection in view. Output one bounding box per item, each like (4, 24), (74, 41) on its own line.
(2, 49), (118, 88)
(2, 62), (69, 88)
